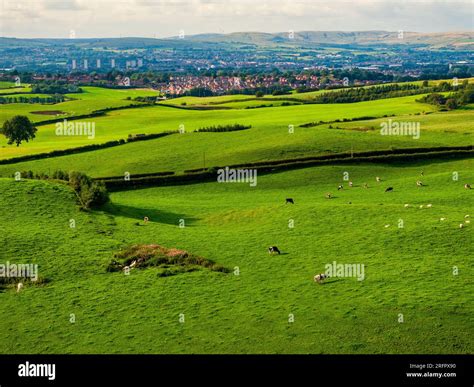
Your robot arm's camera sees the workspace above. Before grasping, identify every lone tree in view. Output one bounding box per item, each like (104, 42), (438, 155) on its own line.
(1, 115), (38, 146)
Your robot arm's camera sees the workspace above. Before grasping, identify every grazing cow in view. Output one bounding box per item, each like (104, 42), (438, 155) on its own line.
(416, 180), (424, 187)
(285, 198), (294, 204)
(16, 282), (23, 293)
(465, 184), (471, 190)
(268, 246), (281, 255)
(337, 185), (343, 190)
(143, 216), (149, 224)
(325, 193), (332, 199)
(385, 187), (393, 192)
(314, 273), (328, 284)
(376, 177), (381, 182)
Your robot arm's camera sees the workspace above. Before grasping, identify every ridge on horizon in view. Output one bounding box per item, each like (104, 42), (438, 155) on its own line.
(1, 30), (472, 40)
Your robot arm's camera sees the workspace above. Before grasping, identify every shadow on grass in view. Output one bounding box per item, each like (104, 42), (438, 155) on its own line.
(100, 202), (200, 226)
(319, 278), (344, 285)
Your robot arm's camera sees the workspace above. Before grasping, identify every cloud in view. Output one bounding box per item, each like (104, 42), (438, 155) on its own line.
(42, 0), (86, 10)
(1, 0), (472, 38)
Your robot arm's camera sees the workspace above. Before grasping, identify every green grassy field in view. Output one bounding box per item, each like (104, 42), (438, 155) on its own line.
(0, 93), (450, 162)
(0, 81), (473, 355)
(0, 105), (472, 178)
(0, 158), (472, 353)
(0, 86), (159, 126)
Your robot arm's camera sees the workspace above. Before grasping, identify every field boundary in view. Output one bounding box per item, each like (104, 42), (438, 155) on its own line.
(95, 146), (474, 191)
(0, 131), (178, 166)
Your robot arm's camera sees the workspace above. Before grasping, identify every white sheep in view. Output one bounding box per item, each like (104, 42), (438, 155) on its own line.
(16, 282), (23, 293)
(404, 204), (410, 208)
(314, 273), (328, 284)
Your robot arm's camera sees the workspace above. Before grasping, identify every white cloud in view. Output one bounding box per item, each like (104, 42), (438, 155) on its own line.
(0, 0), (472, 38)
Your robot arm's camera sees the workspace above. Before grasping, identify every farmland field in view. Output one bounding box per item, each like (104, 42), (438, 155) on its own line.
(0, 92), (455, 161)
(0, 158), (472, 354)
(0, 82), (473, 355)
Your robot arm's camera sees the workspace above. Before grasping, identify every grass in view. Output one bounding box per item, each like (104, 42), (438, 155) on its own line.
(0, 86), (159, 125)
(0, 81), (472, 355)
(0, 93), (448, 163)
(0, 158), (472, 354)
(0, 107), (472, 178)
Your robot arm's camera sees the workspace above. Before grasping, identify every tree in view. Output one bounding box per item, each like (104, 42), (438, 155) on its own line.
(255, 90), (264, 98)
(1, 115), (37, 146)
(445, 98), (458, 110)
(68, 171), (109, 209)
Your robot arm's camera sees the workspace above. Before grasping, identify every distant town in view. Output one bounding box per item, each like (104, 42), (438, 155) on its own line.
(0, 34), (472, 96)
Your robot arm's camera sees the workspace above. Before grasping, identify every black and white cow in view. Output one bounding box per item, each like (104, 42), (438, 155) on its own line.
(268, 246), (281, 255)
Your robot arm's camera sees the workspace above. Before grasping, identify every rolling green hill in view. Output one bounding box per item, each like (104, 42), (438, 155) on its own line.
(0, 93), (444, 161)
(0, 158), (472, 353)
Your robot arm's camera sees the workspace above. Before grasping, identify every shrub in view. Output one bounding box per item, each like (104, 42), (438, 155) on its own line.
(194, 124), (251, 133)
(68, 171), (109, 209)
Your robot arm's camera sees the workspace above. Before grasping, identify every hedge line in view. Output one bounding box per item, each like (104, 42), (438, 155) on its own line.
(99, 147), (474, 191)
(0, 132), (177, 166)
(157, 103), (233, 111)
(126, 131), (178, 142)
(97, 171), (175, 181)
(300, 115), (382, 128)
(194, 124), (251, 133)
(34, 102), (154, 126)
(35, 111), (106, 126)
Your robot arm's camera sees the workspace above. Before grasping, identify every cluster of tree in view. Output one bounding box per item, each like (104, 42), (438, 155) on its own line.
(1, 116), (37, 146)
(18, 170), (109, 209)
(310, 81), (469, 104)
(31, 81), (82, 94)
(419, 65), (473, 80)
(228, 86), (293, 97)
(0, 95), (66, 104)
(183, 87), (214, 97)
(131, 96), (157, 104)
(194, 124), (251, 132)
(332, 68), (394, 82)
(417, 83), (474, 110)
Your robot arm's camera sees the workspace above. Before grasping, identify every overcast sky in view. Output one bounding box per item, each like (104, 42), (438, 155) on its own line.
(1, 0), (472, 38)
